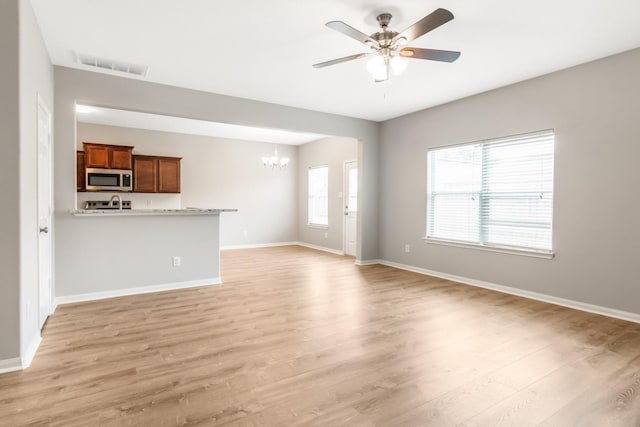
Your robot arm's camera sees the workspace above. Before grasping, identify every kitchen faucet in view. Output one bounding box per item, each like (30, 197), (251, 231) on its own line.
(109, 194), (123, 211)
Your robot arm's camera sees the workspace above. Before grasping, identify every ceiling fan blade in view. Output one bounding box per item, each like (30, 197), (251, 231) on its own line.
(326, 21), (379, 47)
(392, 8), (454, 45)
(400, 47), (460, 62)
(313, 53), (370, 68)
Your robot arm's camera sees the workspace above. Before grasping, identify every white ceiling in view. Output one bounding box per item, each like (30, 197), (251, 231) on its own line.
(32, 0), (640, 122)
(75, 105), (329, 145)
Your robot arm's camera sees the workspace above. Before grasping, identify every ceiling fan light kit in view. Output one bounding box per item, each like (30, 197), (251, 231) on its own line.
(313, 8), (460, 83)
(366, 54), (408, 82)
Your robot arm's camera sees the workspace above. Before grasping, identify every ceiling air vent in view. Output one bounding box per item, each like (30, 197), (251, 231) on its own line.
(75, 52), (148, 77)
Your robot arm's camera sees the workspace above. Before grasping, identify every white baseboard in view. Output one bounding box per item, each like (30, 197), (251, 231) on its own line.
(296, 242), (344, 256)
(221, 242), (298, 250)
(22, 334), (42, 369)
(355, 259), (381, 266)
(55, 278), (221, 306)
(380, 260), (640, 324)
(224, 241), (346, 257)
(0, 357), (22, 374)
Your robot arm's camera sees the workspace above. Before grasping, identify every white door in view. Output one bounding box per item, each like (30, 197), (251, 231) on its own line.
(37, 97), (53, 329)
(343, 160), (358, 256)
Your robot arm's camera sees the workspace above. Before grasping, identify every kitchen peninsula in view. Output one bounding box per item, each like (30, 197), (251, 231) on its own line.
(71, 208), (236, 216)
(56, 140), (239, 305)
(55, 207), (237, 305)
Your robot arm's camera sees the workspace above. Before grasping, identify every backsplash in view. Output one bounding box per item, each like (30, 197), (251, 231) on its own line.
(76, 192), (181, 210)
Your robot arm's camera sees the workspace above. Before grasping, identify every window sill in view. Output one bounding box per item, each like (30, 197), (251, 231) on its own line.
(423, 237), (554, 259)
(308, 223), (329, 230)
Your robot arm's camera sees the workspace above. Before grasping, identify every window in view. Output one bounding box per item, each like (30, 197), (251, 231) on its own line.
(426, 130), (554, 256)
(308, 166), (329, 226)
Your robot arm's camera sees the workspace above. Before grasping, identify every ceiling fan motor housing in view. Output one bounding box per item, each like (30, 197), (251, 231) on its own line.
(376, 13), (392, 28)
(373, 13), (398, 48)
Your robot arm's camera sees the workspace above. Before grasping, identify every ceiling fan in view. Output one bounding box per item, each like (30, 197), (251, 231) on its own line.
(313, 8), (460, 82)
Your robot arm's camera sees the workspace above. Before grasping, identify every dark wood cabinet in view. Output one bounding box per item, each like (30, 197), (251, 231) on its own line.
(133, 155), (181, 193)
(158, 157), (181, 193)
(76, 151), (85, 191)
(133, 155), (158, 193)
(84, 143), (109, 168)
(110, 146), (134, 169)
(83, 142), (133, 170)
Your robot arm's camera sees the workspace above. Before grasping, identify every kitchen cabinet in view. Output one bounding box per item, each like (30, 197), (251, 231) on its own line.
(76, 151), (85, 191)
(83, 142), (133, 170)
(133, 155), (157, 193)
(158, 157), (181, 193)
(133, 155), (181, 193)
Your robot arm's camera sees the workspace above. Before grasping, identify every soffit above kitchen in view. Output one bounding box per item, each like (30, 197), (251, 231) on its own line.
(75, 105), (329, 145)
(31, 0), (640, 122)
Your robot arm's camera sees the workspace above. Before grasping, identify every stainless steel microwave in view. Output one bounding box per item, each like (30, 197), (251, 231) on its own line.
(85, 168), (132, 192)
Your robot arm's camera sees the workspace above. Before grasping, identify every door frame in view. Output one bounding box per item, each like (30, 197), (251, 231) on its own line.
(342, 159), (357, 256)
(37, 94), (53, 327)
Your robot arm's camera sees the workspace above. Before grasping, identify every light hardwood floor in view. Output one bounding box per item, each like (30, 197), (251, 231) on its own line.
(1, 246), (639, 426)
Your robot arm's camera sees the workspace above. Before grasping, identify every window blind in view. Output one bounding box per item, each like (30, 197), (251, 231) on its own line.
(308, 166), (329, 225)
(427, 130), (554, 253)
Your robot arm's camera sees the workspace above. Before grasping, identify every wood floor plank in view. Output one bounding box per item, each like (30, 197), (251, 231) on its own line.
(542, 340), (640, 426)
(459, 364), (598, 427)
(385, 377), (518, 427)
(0, 245), (639, 426)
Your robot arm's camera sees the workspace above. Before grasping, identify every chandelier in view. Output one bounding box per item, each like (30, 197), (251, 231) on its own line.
(262, 146), (290, 169)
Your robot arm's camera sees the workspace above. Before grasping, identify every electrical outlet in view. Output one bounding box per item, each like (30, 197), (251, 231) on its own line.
(146, 199), (152, 207)
(324, 232), (328, 238)
(405, 244), (410, 253)
(172, 256), (181, 267)
(243, 230), (248, 237)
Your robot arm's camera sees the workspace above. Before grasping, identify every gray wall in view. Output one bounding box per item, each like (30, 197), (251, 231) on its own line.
(358, 135), (380, 262)
(56, 214), (221, 298)
(77, 123), (298, 246)
(297, 137), (358, 252)
(0, 0), (53, 364)
(0, 0), (21, 361)
(379, 48), (640, 314)
(18, 0), (54, 362)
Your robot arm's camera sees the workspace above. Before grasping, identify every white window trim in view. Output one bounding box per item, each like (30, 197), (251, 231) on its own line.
(307, 223), (329, 230)
(423, 236), (555, 259)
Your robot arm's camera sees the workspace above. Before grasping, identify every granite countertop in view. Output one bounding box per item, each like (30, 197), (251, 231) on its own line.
(70, 208), (238, 217)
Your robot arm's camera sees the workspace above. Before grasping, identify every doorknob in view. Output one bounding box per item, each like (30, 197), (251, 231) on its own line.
(39, 226), (49, 234)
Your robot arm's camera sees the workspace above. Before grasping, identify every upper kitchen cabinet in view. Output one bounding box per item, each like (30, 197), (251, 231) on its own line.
(158, 157), (181, 193)
(83, 142), (134, 170)
(76, 151), (85, 192)
(133, 155), (158, 193)
(133, 155), (181, 193)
